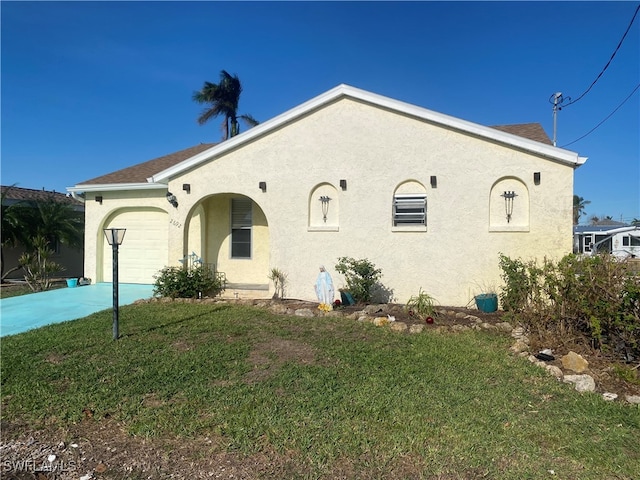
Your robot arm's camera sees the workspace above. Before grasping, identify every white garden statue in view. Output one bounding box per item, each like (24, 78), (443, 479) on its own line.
(314, 265), (335, 305)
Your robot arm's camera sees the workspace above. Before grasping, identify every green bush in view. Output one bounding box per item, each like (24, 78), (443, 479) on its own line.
(153, 265), (225, 299)
(499, 253), (640, 359)
(335, 257), (382, 304)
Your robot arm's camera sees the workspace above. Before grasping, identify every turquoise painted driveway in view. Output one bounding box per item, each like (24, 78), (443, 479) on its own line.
(0, 283), (155, 337)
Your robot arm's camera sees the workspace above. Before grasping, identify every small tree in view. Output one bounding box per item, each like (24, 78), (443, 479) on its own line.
(335, 257), (382, 304)
(19, 235), (65, 292)
(268, 267), (288, 300)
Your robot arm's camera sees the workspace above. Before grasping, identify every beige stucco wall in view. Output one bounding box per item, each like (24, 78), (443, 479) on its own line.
(82, 189), (171, 283)
(165, 98), (574, 306)
(81, 97), (575, 306)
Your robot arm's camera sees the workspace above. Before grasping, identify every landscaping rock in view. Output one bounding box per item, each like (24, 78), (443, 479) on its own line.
(373, 317), (389, 326)
(602, 392), (618, 402)
(495, 322), (513, 332)
(389, 322), (408, 332)
(510, 340), (529, 354)
(625, 395), (640, 404)
(511, 326), (526, 338)
(561, 351), (589, 373)
(294, 308), (315, 317)
(563, 374), (596, 393)
(409, 324), (425, 334)
(480, 322), (495, 330)
(545, 365), (564, 380)
(269, 304), (289, 315)
(364, 304), (385, 314)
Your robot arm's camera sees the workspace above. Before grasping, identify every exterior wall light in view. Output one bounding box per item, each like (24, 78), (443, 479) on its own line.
(340, 179), (347, 190)
(95, 196), (103, 204)
(430, 176), (437, 188)
(259, 181), (267, 192)
(166, 192), (178, 208)
(501, 191), (518, 223)
(319, 195), (331, 223)
(534, 172), (541, 185)
(183, 183), (191, 194)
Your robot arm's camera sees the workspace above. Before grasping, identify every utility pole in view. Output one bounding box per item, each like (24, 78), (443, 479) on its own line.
(549, 92), (568, 147)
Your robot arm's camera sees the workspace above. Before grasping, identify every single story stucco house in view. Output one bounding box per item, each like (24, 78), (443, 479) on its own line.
(67, 84), (587, 306)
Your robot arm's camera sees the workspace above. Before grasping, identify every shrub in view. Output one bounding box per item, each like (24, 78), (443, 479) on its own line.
(499, 253), (640, 360)
(405, 288), (437, 321)
(267, 267), (288, 299)
(153, 265), (225, 299)
(335, 257), (382, 304)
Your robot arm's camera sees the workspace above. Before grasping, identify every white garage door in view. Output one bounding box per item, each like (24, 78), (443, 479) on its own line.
(103, 209), (168, 284)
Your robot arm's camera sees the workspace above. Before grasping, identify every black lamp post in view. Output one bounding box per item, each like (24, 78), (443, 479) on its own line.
(103, 228), (126, 340)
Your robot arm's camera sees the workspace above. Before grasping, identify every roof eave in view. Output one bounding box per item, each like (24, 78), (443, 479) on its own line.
(67, 182), (168, 194)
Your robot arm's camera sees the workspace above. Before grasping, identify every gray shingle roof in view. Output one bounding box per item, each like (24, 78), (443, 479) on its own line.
(78, 143), (217, 185)
(1, 185), (82, 206)
(490, 123), (552, 145)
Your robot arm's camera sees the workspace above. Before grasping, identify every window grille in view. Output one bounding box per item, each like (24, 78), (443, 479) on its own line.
(393, 194), (426, 226)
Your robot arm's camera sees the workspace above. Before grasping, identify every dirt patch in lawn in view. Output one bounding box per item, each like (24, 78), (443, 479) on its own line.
(244, 338), (318, 385)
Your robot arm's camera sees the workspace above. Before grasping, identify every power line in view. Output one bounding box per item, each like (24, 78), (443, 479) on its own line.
(560, 82), (640, 148)
(565, 3), (639, 107)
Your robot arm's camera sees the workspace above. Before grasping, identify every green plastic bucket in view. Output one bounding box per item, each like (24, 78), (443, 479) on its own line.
(475, 293), (498, 313)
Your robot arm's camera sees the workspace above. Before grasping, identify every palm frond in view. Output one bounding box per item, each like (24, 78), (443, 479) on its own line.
(239, 114), (259, 127)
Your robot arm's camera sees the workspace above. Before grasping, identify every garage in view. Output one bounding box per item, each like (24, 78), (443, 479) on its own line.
(103, 208), (168, 284)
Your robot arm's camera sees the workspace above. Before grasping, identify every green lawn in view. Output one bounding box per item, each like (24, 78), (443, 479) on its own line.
(2, 302), (639, 479)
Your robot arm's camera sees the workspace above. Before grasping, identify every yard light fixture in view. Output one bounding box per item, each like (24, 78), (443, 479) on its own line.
(104, 228), (126, 340)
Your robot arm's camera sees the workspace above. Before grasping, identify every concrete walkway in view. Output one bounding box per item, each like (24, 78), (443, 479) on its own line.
(0, 283), (155, 337)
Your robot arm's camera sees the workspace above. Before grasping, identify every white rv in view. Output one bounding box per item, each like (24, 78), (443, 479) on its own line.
(574, 224), (640, 258)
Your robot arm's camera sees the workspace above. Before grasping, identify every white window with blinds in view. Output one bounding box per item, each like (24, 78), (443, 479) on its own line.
(393, 194), (426, 227)
(231, 198), (252, 258)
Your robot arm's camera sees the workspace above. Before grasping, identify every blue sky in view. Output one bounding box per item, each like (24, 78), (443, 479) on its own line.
(2, 1), (638, 223)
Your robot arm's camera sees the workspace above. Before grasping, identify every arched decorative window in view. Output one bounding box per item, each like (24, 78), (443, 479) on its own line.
(489, 177), (529, 231)
(309, 183), (339, 231)
(392, 180), (427, 231)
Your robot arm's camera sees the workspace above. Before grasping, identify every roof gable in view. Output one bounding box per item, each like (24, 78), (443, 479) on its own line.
(69, 84), (586, 191)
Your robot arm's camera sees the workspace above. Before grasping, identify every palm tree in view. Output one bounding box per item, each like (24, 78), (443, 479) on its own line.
(1, 196), (83, 283)
(193, 70), (259, 140)
(573, 195), (590, 225)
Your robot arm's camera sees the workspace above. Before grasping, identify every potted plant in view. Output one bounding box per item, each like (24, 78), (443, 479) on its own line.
(473, 282), (498, 313)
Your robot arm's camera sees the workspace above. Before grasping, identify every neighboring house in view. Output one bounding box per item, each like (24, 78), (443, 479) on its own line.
(574, 223), (640, 258)
(67, 84), (587, 306)
(1, 186), (85, 280)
